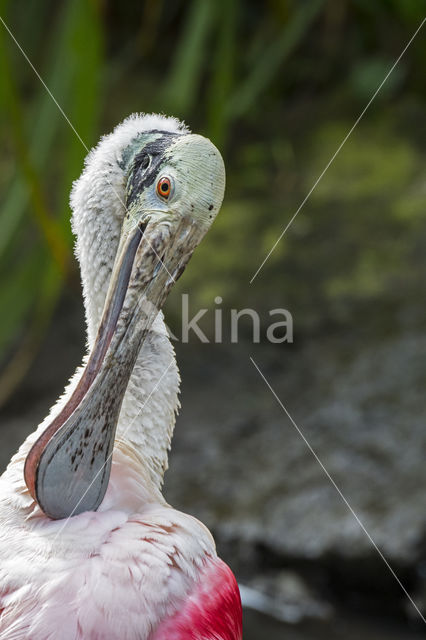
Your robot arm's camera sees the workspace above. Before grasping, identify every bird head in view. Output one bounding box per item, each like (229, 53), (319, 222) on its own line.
(24, 117), (225, 520)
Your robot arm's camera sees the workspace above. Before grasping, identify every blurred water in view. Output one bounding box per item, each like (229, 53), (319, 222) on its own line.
(243, 609), (425, 640)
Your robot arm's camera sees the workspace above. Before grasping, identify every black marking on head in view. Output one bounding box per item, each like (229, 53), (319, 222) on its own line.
(126, 133), (179, 207)
(208, 204), (213, 211)
(149, 129), (184, 136)
(119, 130), (179, 170)
(138, 153), (150, 171)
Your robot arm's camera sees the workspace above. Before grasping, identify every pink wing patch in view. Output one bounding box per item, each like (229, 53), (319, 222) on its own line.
(151, 559), (242, 640)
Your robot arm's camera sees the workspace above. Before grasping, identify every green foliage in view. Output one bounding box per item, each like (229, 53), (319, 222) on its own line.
(162, 0), (215, 116)
(308, 122), (417, 200)
(0, 0), (102, 401)
(1, 0), (426, 400)
(348, 56), (405, 102)
(225, 0), (325, 119)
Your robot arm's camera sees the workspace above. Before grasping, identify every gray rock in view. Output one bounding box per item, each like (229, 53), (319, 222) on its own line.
(165, 334), (426, 568)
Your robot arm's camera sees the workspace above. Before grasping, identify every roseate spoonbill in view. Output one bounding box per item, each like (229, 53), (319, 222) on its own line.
(0, 114), (242, 639)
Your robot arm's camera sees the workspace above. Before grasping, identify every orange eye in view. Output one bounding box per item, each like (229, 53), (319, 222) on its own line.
(157, 177), (172, 199)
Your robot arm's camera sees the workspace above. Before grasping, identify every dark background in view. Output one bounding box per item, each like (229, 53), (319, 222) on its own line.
(1, 1), (426, 637)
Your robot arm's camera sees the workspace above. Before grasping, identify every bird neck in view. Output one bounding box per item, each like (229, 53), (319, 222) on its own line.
(86, 285), (180, 493)
(67, 116), (185, 495)
(74, 205), (180, 494)
(113, 315), (180, 491)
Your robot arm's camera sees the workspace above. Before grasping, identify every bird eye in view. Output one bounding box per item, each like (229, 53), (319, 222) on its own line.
(156, 177), (172, 199)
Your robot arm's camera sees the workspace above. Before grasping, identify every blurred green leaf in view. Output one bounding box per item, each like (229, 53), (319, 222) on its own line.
(226, 0), (325, 119)
(0, 0), (103, 402)
(0, 31), (69, 272)
(206, 0), (238, 146)
(348, 57), (405, 102)
(59, 0), (102, 227)
(308, 122), (417, 201)
(161, 0), (214, 115)
(0, 1), (87, 261)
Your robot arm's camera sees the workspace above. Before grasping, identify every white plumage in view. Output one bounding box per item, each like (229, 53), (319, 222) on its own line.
(0, 115), (236, 639)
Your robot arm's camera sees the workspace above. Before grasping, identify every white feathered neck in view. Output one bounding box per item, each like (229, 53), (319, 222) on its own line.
(69, 113), (190, 491)
(8, 114), (188, 501)
(0, 116), (221, 640)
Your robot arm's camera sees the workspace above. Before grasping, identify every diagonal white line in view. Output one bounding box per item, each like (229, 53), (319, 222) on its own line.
(250, 16), (426, 284)
(0, 15), (176, 284)
(0, 16), (90, 153)
(250, 355), (426, 625)
(52, 358), (175, 541)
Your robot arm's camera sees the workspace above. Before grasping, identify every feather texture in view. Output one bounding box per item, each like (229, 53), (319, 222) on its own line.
(0, 114), (241, 639)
